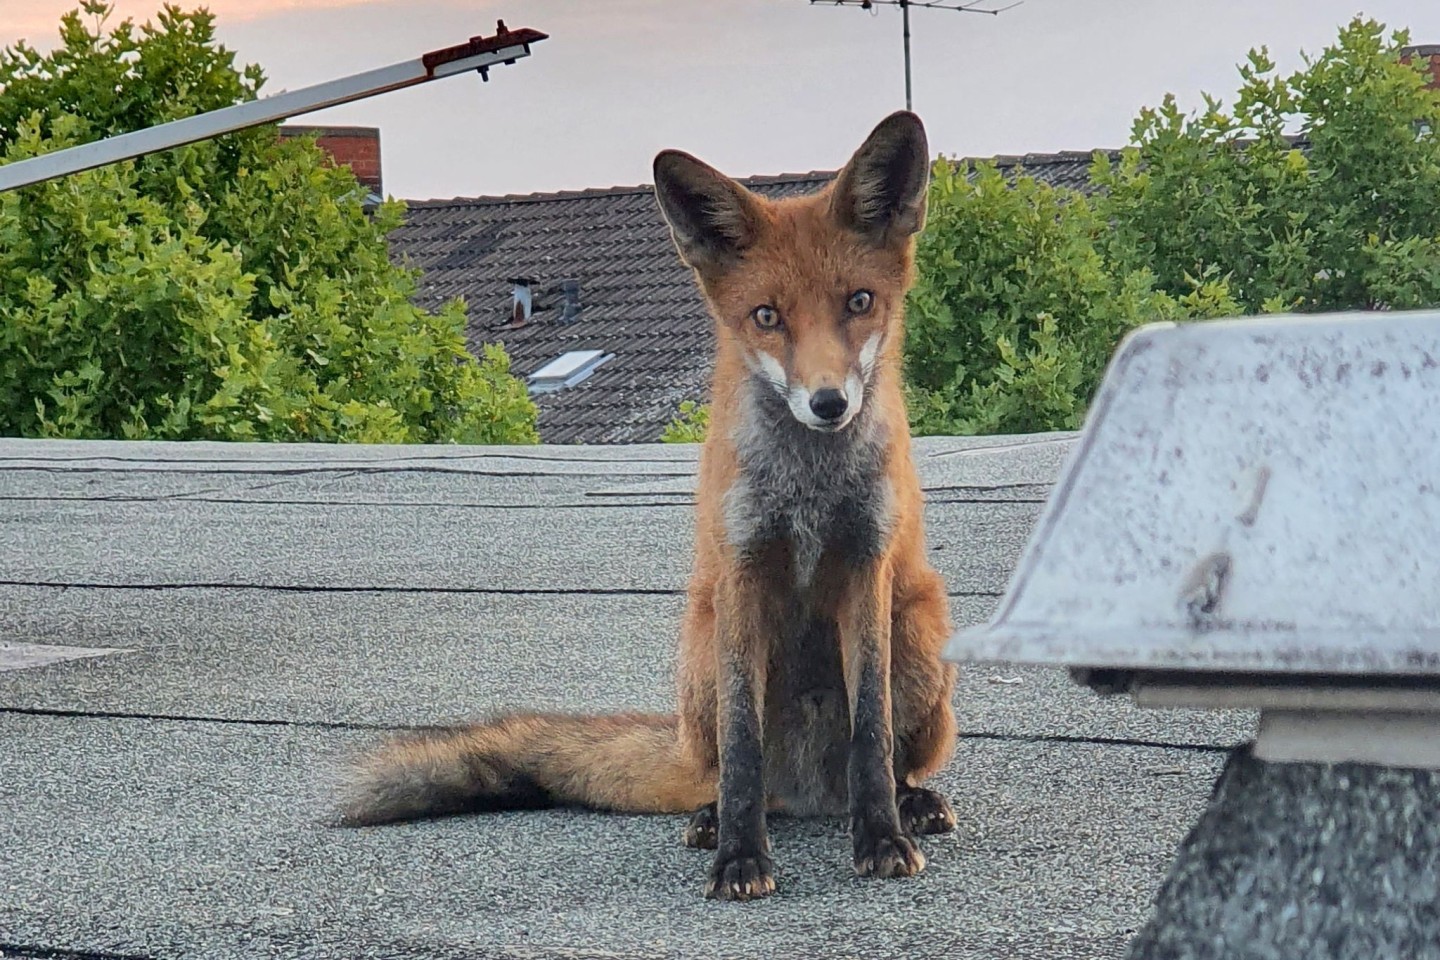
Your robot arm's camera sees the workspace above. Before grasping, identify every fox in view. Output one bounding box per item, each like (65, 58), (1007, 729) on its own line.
(335, 110), (959, 903)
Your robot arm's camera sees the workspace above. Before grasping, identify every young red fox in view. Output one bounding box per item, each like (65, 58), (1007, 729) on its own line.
(337, 111), (959, 902)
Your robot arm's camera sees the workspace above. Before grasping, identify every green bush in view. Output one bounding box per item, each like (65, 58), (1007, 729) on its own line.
(904, 159), (1239, 436)
(1095, 18), (1440, 314)
(0, 2), (538, 444)
(660, 399), (710, 443)
(907, 17), (1440, 436)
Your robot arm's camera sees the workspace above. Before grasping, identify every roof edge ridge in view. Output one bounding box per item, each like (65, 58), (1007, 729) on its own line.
(405, 170), (840, 209)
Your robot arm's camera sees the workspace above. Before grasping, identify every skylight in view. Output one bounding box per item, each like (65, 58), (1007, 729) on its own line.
(527, 349), (611, 393)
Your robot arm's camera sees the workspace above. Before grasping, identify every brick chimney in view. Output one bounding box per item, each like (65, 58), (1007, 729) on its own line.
(1400, 44), (1440, 91)
(279, 125), (383, 196)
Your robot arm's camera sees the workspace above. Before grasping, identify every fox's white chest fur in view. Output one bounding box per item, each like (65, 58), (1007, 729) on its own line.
(722, 380), (895, 588)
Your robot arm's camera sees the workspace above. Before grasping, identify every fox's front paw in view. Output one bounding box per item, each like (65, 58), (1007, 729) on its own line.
(852, 820), (926, 879)
(704, 845), (776, 902)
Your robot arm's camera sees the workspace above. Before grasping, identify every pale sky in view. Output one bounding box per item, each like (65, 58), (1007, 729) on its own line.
(4, 0), (1440, 200)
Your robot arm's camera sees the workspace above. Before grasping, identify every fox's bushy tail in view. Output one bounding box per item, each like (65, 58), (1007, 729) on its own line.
(335, 712), (715, 826)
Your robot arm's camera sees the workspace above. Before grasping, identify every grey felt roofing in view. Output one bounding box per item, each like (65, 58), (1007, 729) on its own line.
(388, 151), (1114, 445)
(0, 434), (1250, 960)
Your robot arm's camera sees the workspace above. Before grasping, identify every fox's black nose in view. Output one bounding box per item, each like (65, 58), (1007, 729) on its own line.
(809, 388), (849, 422)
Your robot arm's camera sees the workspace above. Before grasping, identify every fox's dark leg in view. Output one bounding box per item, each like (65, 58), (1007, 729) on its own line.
(705, 569), (775, 901)
(840, 559), (925, 879)
(890, 562), (959, 838)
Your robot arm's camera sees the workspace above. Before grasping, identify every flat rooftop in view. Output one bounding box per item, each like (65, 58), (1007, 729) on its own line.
(0, 435), (1253, 959)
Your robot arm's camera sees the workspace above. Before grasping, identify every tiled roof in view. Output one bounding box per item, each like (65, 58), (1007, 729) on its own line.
(389, 150), (1116, 444)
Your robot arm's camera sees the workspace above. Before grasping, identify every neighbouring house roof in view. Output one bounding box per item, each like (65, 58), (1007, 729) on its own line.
(389, 150), (1115, 444)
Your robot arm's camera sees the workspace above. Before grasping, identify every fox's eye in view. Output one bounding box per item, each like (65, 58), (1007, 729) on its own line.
(847, 290), (874, 314)
(751, 305), (781, 330)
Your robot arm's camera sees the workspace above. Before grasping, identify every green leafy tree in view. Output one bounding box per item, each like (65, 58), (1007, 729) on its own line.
(0, 2), (538, 443)
(660, 398), (710, 443)
(904, 159), (1238, 435)
(908, 17), (1440, 436)
(1095, 18), (1440, 314)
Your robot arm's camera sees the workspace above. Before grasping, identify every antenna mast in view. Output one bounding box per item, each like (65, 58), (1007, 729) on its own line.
(807, 0), (1020, 111)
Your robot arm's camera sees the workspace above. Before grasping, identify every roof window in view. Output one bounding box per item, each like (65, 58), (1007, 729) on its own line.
(527, 349), (611, 393)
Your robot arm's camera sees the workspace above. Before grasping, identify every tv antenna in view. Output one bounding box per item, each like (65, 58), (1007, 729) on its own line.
(807, 0), (1021, 111)
(0, 21), (546, 192)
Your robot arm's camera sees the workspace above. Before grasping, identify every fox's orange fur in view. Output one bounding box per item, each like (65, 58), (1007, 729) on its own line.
(338, 111), (958, 902)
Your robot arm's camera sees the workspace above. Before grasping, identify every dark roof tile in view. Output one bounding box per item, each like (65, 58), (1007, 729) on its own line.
(390, 152), (1112, 444)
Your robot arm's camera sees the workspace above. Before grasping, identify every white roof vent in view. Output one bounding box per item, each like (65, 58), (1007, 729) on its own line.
(527, 349), (611, 394)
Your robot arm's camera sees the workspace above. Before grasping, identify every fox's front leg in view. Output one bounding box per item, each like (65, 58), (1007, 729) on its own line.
(841, 558), (926, 879)
(705, 568), (775, 902)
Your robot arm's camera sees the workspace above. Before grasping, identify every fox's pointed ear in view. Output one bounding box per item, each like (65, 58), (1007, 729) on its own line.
(829, 111), (930, 246)
(653, 150), (762, 275)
